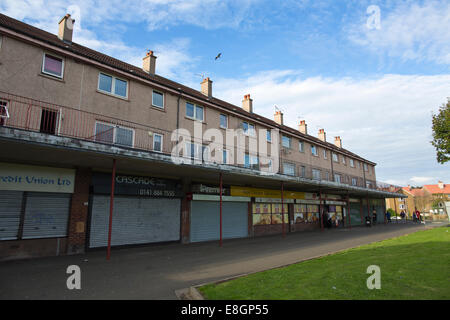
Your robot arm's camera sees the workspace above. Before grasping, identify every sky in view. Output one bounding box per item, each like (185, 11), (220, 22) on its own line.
(1, 0), (449, 186)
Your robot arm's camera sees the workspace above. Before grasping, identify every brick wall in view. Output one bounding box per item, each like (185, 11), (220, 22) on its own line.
(66, 167), (92, 254)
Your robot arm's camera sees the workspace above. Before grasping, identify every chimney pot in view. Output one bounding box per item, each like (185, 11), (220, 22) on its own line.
(299, 120), (307, 134)
(58, 14), (75, 43)
(334, 136), (342, 148)
(318, 129), (326, 142)
(143, 50), (157, 74)
(242, 94), (253, 113)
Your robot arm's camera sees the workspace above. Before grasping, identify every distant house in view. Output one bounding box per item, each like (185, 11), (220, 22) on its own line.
(423, 182), (450, 217)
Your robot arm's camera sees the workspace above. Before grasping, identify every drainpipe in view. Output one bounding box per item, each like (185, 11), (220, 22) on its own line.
(219, 172), (223, 247)
(107, 159), (117, 260)
(176, 88), (182, 156)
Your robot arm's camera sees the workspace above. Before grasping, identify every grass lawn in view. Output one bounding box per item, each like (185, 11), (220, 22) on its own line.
(199, 227), (450, 300)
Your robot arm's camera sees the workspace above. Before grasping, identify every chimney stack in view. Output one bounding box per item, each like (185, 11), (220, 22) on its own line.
(201, 77), (212, 97)
(334, 136), (342, 148)
(438, 181), (444, 189)
(318, 129), (326, 142)
(143, 50), (157, 75)
(58, 14), (75, 43)
(242, 94), (253, 113)
(274, 110), (284, 125)
(298, 120), (307, 134)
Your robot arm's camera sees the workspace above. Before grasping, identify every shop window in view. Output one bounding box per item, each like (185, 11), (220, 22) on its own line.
(252, 203), (288, 226)
(294, 204), (319, 224)
(39, 109), (58, 134)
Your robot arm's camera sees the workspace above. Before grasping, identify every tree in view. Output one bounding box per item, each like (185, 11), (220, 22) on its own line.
(431, 99), (450, 164)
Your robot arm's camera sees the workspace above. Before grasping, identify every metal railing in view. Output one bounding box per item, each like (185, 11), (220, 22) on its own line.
(0, 90), (401, 193)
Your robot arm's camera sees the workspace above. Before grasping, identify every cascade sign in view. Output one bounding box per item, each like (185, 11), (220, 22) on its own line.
(92, 172), (183, 197)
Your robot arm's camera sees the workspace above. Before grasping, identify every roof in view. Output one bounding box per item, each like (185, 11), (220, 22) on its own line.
(0, 13), (376, 165)
(423, 184), (450, 194)
(402, 187), (425, 197)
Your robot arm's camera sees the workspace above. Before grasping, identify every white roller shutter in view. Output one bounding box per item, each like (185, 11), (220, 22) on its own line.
(190, 201), (248, 242)
(0, 191), (23, 240)
(22, 192), (71, 239)
(89, 195), (181, 248)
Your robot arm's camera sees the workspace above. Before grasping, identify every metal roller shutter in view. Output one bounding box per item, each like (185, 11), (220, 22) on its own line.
(89, 195), (181, 248)
(0, 191), (23, 240)
(22, 192), (71, 239)
(190, 201), (248, 242)
(349, 202), (362, 226)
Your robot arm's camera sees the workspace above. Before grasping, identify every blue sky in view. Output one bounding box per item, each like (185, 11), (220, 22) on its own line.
(1, 0), (449, 186)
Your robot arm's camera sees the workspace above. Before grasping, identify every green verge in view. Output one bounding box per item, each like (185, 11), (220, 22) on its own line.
(199, 227), (450, 300)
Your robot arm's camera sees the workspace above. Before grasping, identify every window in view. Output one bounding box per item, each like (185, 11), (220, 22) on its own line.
(0, 99), (9, 126)
(323, 149), (327, 159)
(364, 163), (368, 172)
(39, 109), (58, 134)
(98, 73), (128, 98)
(244, 154), (259, 169)
(186, 102), (204, 121)
(300, 166), (306, 178)
(334, 174), (341, 183)
(223, 149), (229, 164)
(220, 114), (228, 129)
(267, 130), (272, 142)
(350, 159), (355, 167)
(293, 204), (319, 224)
(352, 178), (357, 186)
(42, 53), (64, 78)
(282, 136), (291, 148)
(399, 204), (405, 209)
(332, 153), (338, 162)
(243, 122), (255, 136)
(95, 122), (134, 147)
(283, 162), (295, 176)
(325, 171), (329, 181)
(311, 144), (318, 156)
(312, 169), (321, 181)
(252, 203), (288, 226)
(153, 133), (163, 152)
(152, 91), (164, 109)
(342, 156), (346, 164)
(185, 142), (209, 162)
(299, 141), (304, 152)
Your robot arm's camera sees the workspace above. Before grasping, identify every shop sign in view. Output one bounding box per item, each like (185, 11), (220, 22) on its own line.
(192, 194), (250, 202)
(0, 162), (75, 193)
(231, 186), (304, 199)
(326, 200), (347, 205)
(304, 192), (320, 200)
(191, 184), (230, 196)
(92, 173), (183, 197)
(255, 197), (294, 203)
(296, 199), (321, 204)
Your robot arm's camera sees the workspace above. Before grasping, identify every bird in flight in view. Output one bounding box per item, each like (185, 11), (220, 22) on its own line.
(215, 53), (222, 60)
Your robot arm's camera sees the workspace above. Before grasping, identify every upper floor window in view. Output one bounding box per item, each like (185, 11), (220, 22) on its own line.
(223, 149), (229, 164)
(334, 174), (341, 183)
(95, 122), (133, 147)
(186, 142), (209, 162)
(342, 156), (346, 165)
(42, 53), (64, 78)
(242, 122), (255, 136)
(323, 149), (327, 159)
(352, 178), (357, 186)
(282, 136), (291, 148)
(245, 154), (259, 169)
(364, 163), (368, 172)
(312, 169), (321, 181)
(325, 171), (329, 181)
(98, 73), (128, 98)
(350, 159), (355, 167)
(153, 133), (163, 152)
(220, 114), (228, 129)
(283, 162), (296, 176)
(267, 130), (272, 142)
(332, 153), (338, 162)
(311, 144), (318, 156)
(152, 90), (164, 109)
(299, 141), (304, 152)
(186, 102), (204, 121)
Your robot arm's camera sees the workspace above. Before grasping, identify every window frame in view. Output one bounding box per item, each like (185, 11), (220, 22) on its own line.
(350, 159), (355, 167)
(153, 133), (163, 152)
(282, 162), (296, 176)
(266, 129), (272, 143)
(312, 168), (321, 181)
(94, 121), (135, 147)
(186, 102), (204, 121)
(332, 153), (339, 162)
(42, 53), (64, 79)
(311, 144), (318, 156)
(299, 141), (304, 152)
(152, 90), (164, 109)
(97, 72), (129, 99)
(220, 114), (228, 129)
(282, 135), (291, 149)
(334, 173), (342, 183)
(323, 149), (327, 159)
(242, 121), (256, 136)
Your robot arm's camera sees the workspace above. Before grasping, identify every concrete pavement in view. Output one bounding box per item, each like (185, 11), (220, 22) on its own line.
(0, 222), (446, 299)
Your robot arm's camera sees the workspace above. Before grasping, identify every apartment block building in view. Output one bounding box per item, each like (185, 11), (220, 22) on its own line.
(0, 13), (402, 260)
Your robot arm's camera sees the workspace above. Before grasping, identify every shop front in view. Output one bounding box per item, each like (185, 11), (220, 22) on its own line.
(189, 184), (250, 242)
(0, 162), (75, 260)
(88, 173), (183, 248)
(324, 196), (348, 228)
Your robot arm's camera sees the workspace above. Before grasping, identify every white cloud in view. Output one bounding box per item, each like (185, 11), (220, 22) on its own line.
(348, 1), (450, 65)
(213, 71), (450, 185)
(409, 176), (436, 185)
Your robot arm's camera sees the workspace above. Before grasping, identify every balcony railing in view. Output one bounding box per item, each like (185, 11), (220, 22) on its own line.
(0, 90), (401, 193)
